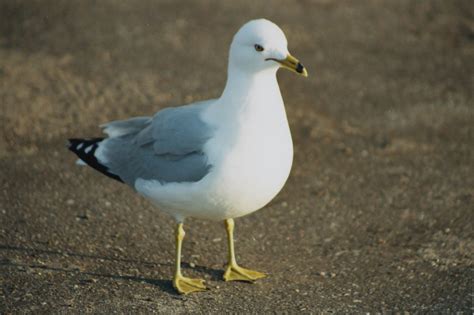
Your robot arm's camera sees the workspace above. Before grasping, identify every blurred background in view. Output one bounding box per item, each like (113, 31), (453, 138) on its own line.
(1, 0), (473, 312)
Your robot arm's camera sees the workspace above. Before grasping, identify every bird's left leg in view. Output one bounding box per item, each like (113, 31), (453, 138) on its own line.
(223, 218), (266, 282)
(172, 223), (207, 294)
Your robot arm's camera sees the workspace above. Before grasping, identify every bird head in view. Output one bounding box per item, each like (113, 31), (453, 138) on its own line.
(229, 19), (307, 77)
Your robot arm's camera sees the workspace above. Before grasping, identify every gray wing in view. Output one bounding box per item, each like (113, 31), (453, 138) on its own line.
(101, 117), (152, 138)
(98, 100), (215, 186)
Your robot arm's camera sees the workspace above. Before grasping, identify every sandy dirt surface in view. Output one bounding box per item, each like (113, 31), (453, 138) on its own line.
(1, 0), (473, 313)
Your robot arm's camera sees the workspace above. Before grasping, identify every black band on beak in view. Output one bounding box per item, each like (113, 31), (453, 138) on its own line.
(296, 62), (305, 74)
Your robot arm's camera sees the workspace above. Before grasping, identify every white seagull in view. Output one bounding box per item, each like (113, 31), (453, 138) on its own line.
(68, 19), (307, 294)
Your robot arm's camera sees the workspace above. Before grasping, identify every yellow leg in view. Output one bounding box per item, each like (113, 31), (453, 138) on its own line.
(172, 223), (207, 294)
(223, 218), (266, 282)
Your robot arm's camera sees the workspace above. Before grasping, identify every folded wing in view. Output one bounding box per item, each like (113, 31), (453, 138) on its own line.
(89, 100), (215, 186)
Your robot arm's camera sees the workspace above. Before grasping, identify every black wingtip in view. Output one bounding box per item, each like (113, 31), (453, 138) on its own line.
(67, 137), (124, 183)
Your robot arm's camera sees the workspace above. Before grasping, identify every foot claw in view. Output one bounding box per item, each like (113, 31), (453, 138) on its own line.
(224, 264), (266, 282)
(173, 275), (207, 294)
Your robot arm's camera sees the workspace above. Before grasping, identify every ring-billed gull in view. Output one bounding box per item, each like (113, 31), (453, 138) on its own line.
(68, 19), (307, 294)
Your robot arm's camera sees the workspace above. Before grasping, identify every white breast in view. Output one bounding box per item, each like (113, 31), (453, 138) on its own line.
(201, 87), (294, 219)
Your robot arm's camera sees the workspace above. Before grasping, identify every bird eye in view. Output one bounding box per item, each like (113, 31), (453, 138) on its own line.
(254, 44), (264, 52)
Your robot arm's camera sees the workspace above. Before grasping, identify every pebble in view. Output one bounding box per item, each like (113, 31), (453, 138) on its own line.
(76, 214), (88, 220)
(319, 271), (337, 278)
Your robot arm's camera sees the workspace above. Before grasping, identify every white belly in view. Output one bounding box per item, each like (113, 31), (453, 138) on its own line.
(204, 117), (293, 218)
(135, 124), (292, 222)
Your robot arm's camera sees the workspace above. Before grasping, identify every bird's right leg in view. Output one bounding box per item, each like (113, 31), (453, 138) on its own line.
(223, 218), (266, 282)
(172, 223), (207, 294)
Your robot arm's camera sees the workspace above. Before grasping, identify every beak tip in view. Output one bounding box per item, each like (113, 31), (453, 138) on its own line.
(277, 54), (308, 77)
(296, 62), (308, 77)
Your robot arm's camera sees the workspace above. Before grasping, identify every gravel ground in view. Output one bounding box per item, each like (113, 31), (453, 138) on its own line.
(1, 0), (473, 313)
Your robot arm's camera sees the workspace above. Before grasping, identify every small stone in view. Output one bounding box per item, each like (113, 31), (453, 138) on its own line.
(76, 214), (88, 220)
(66, 199), (75, 205)
(105, 201), (112, 207)
(212, 238), (222, 242)
(190, 262), (196, 268)
(281, 201), (288, 207)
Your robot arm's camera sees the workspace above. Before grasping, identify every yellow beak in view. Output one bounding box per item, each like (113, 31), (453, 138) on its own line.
(268, 54), (308, 77)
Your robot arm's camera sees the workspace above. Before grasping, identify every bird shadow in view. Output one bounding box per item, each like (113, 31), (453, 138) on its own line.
(0, 244), (223, 296)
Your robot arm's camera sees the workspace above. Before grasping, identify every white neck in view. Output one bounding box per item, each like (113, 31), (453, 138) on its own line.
(203, 63), (285, 129)
(219, 65), (280, 110)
